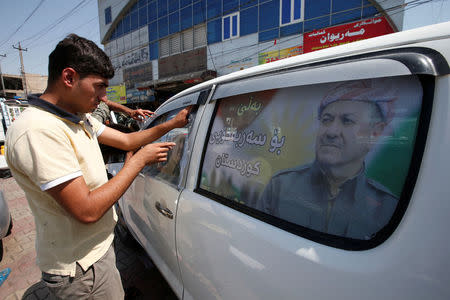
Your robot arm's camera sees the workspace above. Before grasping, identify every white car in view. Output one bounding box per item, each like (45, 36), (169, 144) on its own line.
(111, 22), (450, 300)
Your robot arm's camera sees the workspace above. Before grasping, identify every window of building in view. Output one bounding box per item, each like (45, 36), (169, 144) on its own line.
(280, 0), (304, 26)
(139, 5), (148, 27)
(240, 6), (258, 36)
(169, 11), (180, 34)
(207, 18), (222, 44)
(149, 42), (159, 60)
(259, 0), (279, 31)
(198, 74), (424, 248)
(148, 1), (158, 21)
(170, 33), (181, 54)
(223, 12), (239, 40)
(223, 0), (239, 14)
(194, 24), (206, 47)
(181, 5), (193, 30)
(105, 6), (112, 25)
(193, 0), (206, 25)
(207, 0), (222, 20)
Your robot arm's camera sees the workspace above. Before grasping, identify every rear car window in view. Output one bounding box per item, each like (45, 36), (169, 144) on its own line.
(198, 75), (424, 247)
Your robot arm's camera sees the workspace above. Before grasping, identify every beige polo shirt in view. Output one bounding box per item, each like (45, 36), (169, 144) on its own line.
(5, 97), (117, 277)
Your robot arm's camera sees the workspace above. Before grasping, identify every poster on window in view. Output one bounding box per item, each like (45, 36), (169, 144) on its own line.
(303, 16), (394, 53)
(200, 75), (423, 239)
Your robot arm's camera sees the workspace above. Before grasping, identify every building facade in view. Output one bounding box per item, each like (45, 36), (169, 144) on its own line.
(97, 0), (404, 104)
(0, 73), (47, 99)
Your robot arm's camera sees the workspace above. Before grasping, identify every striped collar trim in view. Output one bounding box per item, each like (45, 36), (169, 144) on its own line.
(27, 94), (82, 124)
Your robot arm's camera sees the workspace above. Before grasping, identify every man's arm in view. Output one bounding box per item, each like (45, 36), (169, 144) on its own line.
(104, 99), (153, 121)
(46, 142), (175, 223)
(98, 106), (191, 151)
(46, 107), (191, 223)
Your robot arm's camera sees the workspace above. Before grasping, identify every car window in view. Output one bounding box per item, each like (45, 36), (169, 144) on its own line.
(198, 75), (424, 247)
(143, 106), (198, 188)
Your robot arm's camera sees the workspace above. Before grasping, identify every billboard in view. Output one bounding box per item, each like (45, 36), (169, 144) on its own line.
(106, 85), (127, 104)
(303, 17), (394, 53)
(258, 45), (303, 65)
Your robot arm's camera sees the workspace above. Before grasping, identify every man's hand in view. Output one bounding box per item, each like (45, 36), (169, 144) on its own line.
(170, 106), (192, 128)
(131, 142), (176, 165)
(130, 108), (154, 121)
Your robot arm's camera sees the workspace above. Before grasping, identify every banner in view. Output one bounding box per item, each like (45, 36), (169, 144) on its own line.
(258, 45), (303, 65)
(106, 85), (127, 104)
(303, 17), (394, 53)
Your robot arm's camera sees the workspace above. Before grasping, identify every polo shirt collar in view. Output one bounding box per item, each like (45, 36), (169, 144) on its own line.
(27, 94), (82, 124)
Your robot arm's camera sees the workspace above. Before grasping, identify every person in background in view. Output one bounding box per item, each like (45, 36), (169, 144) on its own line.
(5, 33), (190, 299)
(91, 98), (153, 125)
(258, 80), (398, 240)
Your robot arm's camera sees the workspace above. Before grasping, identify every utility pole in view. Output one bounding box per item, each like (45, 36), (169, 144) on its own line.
(0, 54), (6, 97)
(12, 42), (28, 97)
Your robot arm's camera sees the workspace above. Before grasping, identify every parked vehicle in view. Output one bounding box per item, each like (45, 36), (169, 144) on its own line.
(109, 22), (450, 299)
(0, 191), (12, 261)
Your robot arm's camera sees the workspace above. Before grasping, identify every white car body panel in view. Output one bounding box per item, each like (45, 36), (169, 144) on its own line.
(118, 22), (450, 299)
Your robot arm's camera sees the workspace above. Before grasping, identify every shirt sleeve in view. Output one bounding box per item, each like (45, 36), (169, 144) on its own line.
(11, 127), (82, 191)
(87, 114), (106, 137)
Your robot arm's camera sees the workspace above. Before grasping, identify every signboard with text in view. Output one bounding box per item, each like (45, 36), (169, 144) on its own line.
(303, 17), (394, 53)
(106, 85), (127, 104)
(258, 45), (303, 65)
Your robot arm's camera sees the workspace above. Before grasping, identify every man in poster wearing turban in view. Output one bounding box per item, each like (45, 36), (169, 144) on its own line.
(258, 80), (398, 240)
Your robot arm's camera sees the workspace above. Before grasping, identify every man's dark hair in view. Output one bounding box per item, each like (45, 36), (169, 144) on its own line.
(48, 34), (114, 84)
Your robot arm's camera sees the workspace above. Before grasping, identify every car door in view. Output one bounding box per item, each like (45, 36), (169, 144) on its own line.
(175, 45), (450, 299)
(120, 90), (208, 298)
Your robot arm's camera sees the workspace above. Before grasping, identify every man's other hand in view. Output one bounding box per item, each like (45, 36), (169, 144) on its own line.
(130, 108), (154, 121)
(134, 142), (176, 165)
(171, 106), (192, 128)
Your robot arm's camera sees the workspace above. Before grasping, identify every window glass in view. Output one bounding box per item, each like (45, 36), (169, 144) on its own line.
(169, 11), (180, 34)
(258, 28), (279, 42)
(259, 0), (280, 31)
(144, 106), (198, 187)
(281, 0), (303, 25)
(123, 14), (131, 33)
(331, 9), (362, 26)
(332, 0), (361, 13)
(240, 6), (258, 36)
(158, 0), (168, 18)
(148, 1), (158, 21)
(193, 0), (206, 24)
(223, 0), (238, 14)
(181, 0), (193, 7)
(199, 76), (423, 241)
(169, 0), (179, 12)
(159, 16), (169, 38)
(207, 0), (222, 20)
(207, 18), (222, 44)
(149, 21), (158, 41)
(305, 0), (330, 19)
(105, 6), (112, 24)
(131, 11), (139, 30)
(240, 0), (257, 9)
(181, 5), (193, 30)
(149, 42), (159, 60)
(139, 6), (148, 27)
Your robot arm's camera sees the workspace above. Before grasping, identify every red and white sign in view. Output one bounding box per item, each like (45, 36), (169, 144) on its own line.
(303, 17), (394, 53)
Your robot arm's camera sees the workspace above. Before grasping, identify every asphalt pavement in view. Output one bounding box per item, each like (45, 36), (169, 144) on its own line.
(0, 175), (177, 300)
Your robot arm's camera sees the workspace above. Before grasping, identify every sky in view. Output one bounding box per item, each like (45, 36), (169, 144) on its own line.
(0, 0), (449, 76)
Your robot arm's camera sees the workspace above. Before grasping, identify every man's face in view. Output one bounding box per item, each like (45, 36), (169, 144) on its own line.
(316, 100), (382, 167)
(72, 74), (108, 113)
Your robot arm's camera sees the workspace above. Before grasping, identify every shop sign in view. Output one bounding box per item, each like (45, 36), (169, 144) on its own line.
(123, 62), (153, 89)
(106, 85), (127, 104)
(258, 45), (303, 65)
(303, 17), (394, 53)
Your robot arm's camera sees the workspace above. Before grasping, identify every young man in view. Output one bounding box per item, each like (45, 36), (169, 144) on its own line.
(5, 34), (189, 299)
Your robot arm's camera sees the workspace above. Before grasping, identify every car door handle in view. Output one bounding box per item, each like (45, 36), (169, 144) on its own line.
(155, 202), (174, 219)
